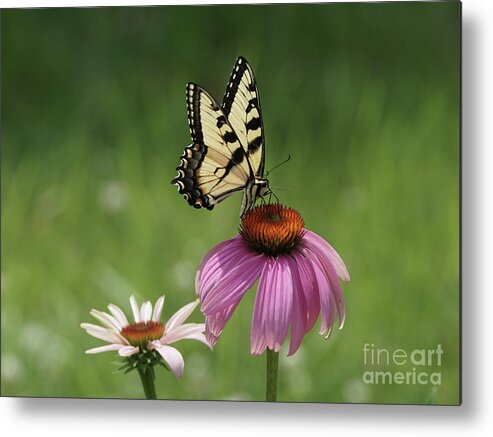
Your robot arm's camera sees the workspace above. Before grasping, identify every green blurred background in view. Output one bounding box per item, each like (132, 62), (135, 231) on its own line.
(1, 2), (460, 404)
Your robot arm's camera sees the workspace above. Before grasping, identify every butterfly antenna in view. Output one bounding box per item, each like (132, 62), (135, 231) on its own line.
(269, 186), (291, 192)
(265, 154), (291, 177)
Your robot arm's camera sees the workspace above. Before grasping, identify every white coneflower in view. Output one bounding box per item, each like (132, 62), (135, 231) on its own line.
(81, 295), (209, 398)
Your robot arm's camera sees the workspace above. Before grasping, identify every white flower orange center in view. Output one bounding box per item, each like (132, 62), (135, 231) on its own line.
(120, 321), (165, 347)
(239, 204), (305, 256)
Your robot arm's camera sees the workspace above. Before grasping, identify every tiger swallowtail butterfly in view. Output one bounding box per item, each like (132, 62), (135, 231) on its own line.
(171, 56), (269, 217)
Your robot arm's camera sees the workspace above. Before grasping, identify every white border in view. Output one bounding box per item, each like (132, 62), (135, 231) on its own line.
(2, 0), (493, 436)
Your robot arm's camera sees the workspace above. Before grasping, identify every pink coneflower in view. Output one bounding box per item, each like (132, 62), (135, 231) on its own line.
(196, 204), (350, 357)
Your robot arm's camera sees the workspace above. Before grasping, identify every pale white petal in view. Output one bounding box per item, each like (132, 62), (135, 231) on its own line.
(84, 327), (125, 344)
(148, 340), (161, 349)
(82, 323), (114, 341)
(165, 300), (200, 333)
(90, 309), (121, 331)
(152, 296), (165, 322)
(181, 332), (211, 348)
(107, 303), (129, 327)
(161, 323), (206, 345)
(81, 322), (108, 332)
(140, 301), (152, 322)
(154, 345), (185, 378)
(82, 322), (129, 345)
(108, 328), (129, 345)
(118, 345), (140, 357)
(129, 295), (140, 323)
(86, 344), (124, 354)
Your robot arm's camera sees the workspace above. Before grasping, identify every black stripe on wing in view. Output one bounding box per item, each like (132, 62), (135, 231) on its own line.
(186, 82), (212, 144)
(221, 56), (266, 176)
(222, 56), (254, 116)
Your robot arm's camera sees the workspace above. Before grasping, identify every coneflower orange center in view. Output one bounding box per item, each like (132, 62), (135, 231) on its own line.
(120, 321), (165, 348)
(239, 204), (305, 256)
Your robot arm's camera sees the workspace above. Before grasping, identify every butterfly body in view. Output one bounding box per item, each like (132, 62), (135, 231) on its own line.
(172, 57), (269, 217)
(240, 176), (270, 218)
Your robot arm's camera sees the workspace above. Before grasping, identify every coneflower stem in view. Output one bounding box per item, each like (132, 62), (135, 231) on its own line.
(137, 367), (157, 399)
(266, 348), (279, 401)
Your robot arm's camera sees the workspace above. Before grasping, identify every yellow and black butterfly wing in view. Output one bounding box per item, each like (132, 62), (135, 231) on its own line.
(172, 82), (254, 210)
(172, 57), (267, 213)
(221, 56), (265, 177)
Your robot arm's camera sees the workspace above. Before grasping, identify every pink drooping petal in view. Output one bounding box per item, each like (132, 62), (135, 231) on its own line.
(270, 257), (294, 351)
(205, 332), (220, 348)
(250, 259), (273, 355)
(302, 241), (346, 329)
(303, 230), (350, 282)
(165, 299), (199, 332)
(195, 237), (238, 296)
(205, 303), (240, 347)
(302, 251), (335, 337)
(161, 323), (206, 345)
(197, 236), (253, 301)
(86, 343), (125, 354)
(327, 294), (338, 338)
(152, 296), (165, 322)
(291, 251), (321, 332)
(285, 255), (308, 356)
(324, 258), (345, 330)
(251, 257), (293, 354)
(152, 344), (185, 379)
(201, 254), (265, 315)
(118, 345), (140, 357)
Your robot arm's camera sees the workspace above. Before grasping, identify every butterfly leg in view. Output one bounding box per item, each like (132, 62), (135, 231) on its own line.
(269, 190), (279, 205)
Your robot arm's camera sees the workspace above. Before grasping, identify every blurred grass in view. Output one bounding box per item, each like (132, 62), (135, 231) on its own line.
(1, 2), (460, 404)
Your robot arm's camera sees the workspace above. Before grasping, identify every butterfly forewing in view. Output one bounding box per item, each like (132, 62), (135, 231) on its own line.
(222, 56), (266, 177)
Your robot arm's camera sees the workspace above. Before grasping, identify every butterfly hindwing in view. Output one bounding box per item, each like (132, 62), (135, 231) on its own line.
(172, 83), (252, 209)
